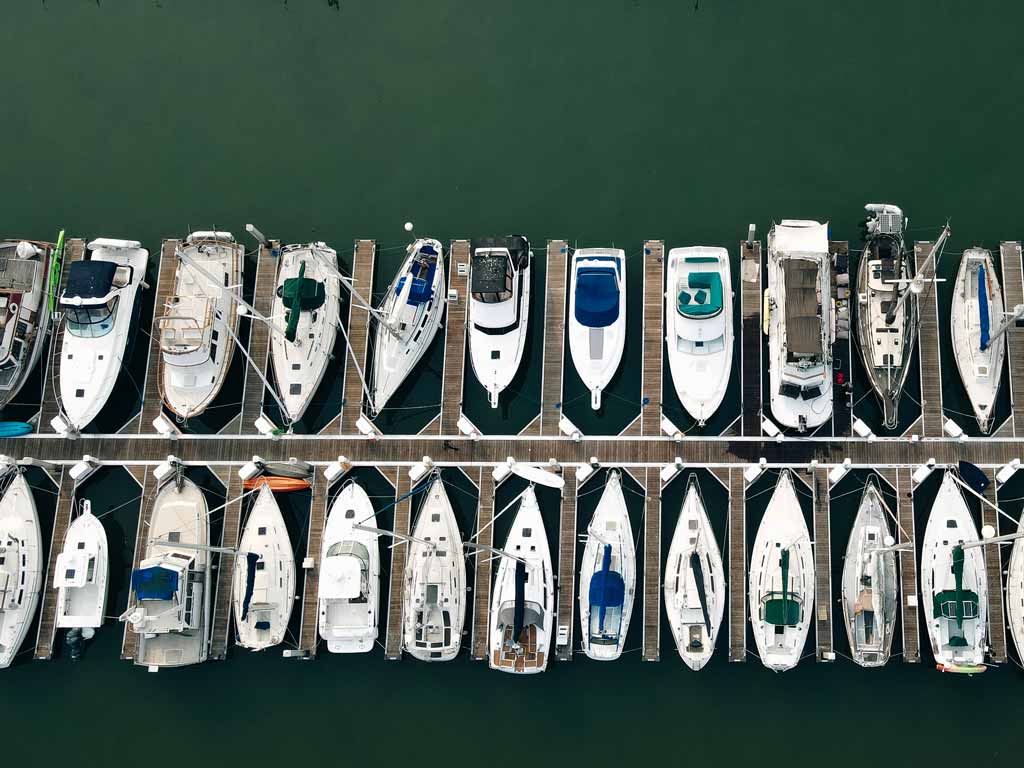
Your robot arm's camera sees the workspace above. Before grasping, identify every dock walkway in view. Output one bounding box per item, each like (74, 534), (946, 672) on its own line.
(121, 470), (155, 660)
(38, 238), (83, 434)
(641, 467), (660, 661)
(139, 240), (180, 432)
(915, 242), (944, 437)
(440, 240), (470, 434)
(209, 471), (243, 659)
(340, 240), (375, 434)
(812, 468), (833, 660)
(298, 472), (329, 656)
(541, 241), (567, 435)
(728, 467), (746, 661)
(879, 467), (920, 662)
(239, 242), (278, 429)
(470, 469), (495, 660)
(384, 469), (411, 660)
(641, 241), (664, 435)
(740, 241), (762, 436)
(1000, 242), (1024, 436)
(33, 468), (75, 659)
(983, 469), (1007, 662)
(555, 466), (577, 660)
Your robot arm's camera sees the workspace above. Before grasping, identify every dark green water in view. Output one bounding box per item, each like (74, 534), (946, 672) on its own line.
(4, 1), (1024, 766)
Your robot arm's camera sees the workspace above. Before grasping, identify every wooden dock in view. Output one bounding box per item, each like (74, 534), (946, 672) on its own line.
(440, 240), (470, 435)
(541, 240), (568, 436)
(1000, 241), (1024, 436)
(383, 469), (410, 660)
(297, 470), (330, 657)
(555, 464), (577, 660)
(339, 240), (376, 434)
(915, 242), (944, 437)
(812, 468), (833, 660)
(641, 467), (660, 661)
(829, 241), (852, 437)
(982, 468), (1007, 662)
(239, 242), (278, 429)
(470, 468), (495, 660)
(38, 238), (83, 434)
(139, 240), (180, 432)
(209, 470), (243, 660)
(121, 470), (155, 660)
(728, 467), (746, 662)
(879, 467), (920, 663)
(641, 241), (664, 435)
(33, 468), (75, 659)
(740, 240), (762, 436)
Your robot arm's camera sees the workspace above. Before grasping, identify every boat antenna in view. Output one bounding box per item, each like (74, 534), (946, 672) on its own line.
(884, 223), (950, 325)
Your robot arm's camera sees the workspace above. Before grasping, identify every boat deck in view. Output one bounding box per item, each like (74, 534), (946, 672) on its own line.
(298, 470), (329, 656)
(470, 468), (495, 660)
(812, 467), (833, 660)
(727, 467), (746, 662)
(740, 240), (762, 435)
(914, 242), (944, 437)
(38, 238), (83, 433)
(383, 469), (410, 660)
(339, 240), (375, 433)
(240, 242), (278, 429)
(641, 467), (660, 661)
(209, 470), (244, 659)
(555, 465), (577, 661)
(984, 469), (1007, 662)
(440, 240), (470, 434)
(33, 467), (75, 659)
(1000, 241), (1024, 436)
(642, 241), (664, 435)
(541, 240), (567, 435)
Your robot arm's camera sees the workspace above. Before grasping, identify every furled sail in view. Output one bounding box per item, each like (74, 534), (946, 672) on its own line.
(978, 264), (990, 351)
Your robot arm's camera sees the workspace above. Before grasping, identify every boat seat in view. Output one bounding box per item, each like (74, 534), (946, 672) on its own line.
(677, 272), (723, 317)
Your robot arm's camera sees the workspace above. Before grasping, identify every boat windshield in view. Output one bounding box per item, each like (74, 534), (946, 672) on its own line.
(471, 253), (513, 303)
(66, 297), (118, 339)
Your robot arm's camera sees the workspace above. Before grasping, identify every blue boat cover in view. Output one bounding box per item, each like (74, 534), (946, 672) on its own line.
(0, 422), (32, 438)
(588, 544), (625, 631)
(131, 566), (178, 600)
(65, 260), (117, 300)
(394, 259), (437, 306)
(958, 461), (990, 496)
(240, 552), (260, 621)
(574, 267), (620, 328)
(512, 560), (526, 641)
(978, 264), (990, 351)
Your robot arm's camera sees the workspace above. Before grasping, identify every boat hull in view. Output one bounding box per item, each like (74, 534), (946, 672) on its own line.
(568, 249), (626, 410)
(55, 509), (108, 630)
(0, 474), (42, 668)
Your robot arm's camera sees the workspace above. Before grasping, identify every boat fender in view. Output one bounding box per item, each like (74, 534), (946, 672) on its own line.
(15, 241), (39, 259)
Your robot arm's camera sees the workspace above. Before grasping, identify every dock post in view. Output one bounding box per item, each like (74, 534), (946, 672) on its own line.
(812, 467), (834, 660)
(641, 241), (664, 436)
(209, 470), (245, 660)
(540, 240), (568, 436)
(33, 467), (75, 659)
(641, 467), (661, 661)
(440, 240), (470, 435)
(139, 240), (181, 432)
(1000, 241), (1024, 436)
(728, 467), (747, 662)
(297, 470), (330, 658)
(985, 468), (1008, 662)
(470, 468), (495, 661)
(339, 240), (376, 434)
(238, 241), (278, 431)
(740, 240), (762, 436)
(37, 238), (84, 434)
(914, 242), (944, 437)
(555, 464), (577, 661)
(384, 469), (411, 661)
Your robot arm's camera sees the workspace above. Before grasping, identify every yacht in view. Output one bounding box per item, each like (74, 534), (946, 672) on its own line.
(664, 475), (725, 670)
(748, 470), (814, 671)
(766, 220), (833, 432)
(840, 476), (898, 667)
(122, 475), (211, 669)
(369, 238), (445, 417)
(568, 248), (627, 410)
(0, 473), (42, 668)
(318, 481), (379, 653)
(467, 236), (531, 407)
(1005, 514), (1024, 663)
(269, 243), (341, 423)
(232, 484), (295, 651)
(157, 231), (243, 420)
(577, 470), (635, 661)
(57, 238), (149, 430)
(951, 248), (1005, 434)
(665, 247), (733, 425)
(489, 486), (554, 674)
(403, 477), (466, 661)
(921, 471), (987, 673)
(54, 500), (108, 630)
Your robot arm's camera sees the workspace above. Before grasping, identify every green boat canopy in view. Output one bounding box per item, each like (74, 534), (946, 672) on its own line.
(281, 260), (326, 343)
(677, 271), (723, 318)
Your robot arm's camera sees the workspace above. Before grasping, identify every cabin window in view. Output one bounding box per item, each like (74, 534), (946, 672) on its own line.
(66, 297), (119, 339)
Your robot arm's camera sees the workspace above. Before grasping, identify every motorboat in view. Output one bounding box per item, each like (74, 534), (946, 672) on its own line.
(0, 472), (42, 668)
(748, 470), (814, 671)
(577, 470), (635, 661)
(121, 475), (211, 669)
(665, 247), (733, 424)
(840, 476), (898, 667)
(402, 477), (466, 661)
(489, 486), (554, 674)
(766, 220), (833, 432)
(157, 231), (244, 420)
(664, 475), (725, 670)
(921, 471), (987, 673)
(467, 236), (531, 407)
(54, 499), (108, 630)
(269, 242), (341, 423)
(369, 238), (445, 417)
(568, 248), (626, 409)
(318, 480), (379, 653)
(232, 484), (295, 651)
(57, 238), (149, 430)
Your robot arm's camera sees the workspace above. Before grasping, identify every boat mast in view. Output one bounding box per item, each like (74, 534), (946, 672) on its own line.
(149, 539), (238, 555)
(981, 303), (1024, 349)
(884, 223), (951, 325)
(353, 523), (435, 550)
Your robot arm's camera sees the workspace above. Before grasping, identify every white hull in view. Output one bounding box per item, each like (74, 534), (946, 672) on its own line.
(55, 504), (108, 630)
(0, 474), (42, 668)
(1006, 514), (1024, 664)
(568, 248), (626, 410)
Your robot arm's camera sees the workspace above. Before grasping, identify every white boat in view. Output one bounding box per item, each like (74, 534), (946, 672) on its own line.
(577, 470), (635, 661)
(1005, 514), (1024, 664)
(157, 231), (244, 419)
(665, 247), (733, 425)
(840, 476), (898, 667)
(568, 248), (626, 410)
(921, 471), (987, 672)
(0, 473), (42, 668)
(403, 477), (466, 661)
(489, 486), (554, 674)
(318, 481), (379, 653)
(951, 248), (1005, 434)
(369, 238), (445, 417)
(54, 499), (108, 630)
(748, 470), (814, 671)
(269, 242), (341, 423)
(57, 238), (149, 430)
(467, 236), (532, 408)
(122, 475), (211, 669)
(664, 475), (725, 670)
(766, 220), (833, 432)
(232, 484), (295, 651)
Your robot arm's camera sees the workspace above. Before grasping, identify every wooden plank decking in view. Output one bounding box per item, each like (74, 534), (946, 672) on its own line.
(470, 468), (495, 660)
(209, 471), (242, 659)
(33, 468), (75, 659)
(884, 467), (920, 662)
(641, 241), (664, 435)
(812, 468), (833, 660)
(982, 468), (1007, 662)
(384, 469), (410, 660)
(139, 240), (180, 432)
(440, 240), (470, 434)
(340, 240), (375, 434)
(555, 464), (577, 660)
(541, 240), (568, 436)
(121, 470), (155, 660)
(298, 471), (329, 656)
(38, 238), (83, 433)
(641, 467), (660, 661)
(740, 240), (762, 436)
(239, 242), (278, 429)
(728, 467), (746, 661)
(915, 242), (944, 438)
(1000, 241), (1024, 436)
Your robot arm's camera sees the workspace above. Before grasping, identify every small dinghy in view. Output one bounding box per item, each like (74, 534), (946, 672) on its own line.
(577, 470), (635, 661)
(403, 477), (466, 661)
(568, 248), (626, 410)
(54, 500), (108, 631)
(665, 247), (733, 425)
(748, 470), (814, 671)
(270, 243), (341, 423)
(57, 238), (149, 430)
(489, 486), (554, 674)
(0, 473), (42, 668)
(369, 238), (445, 417)
(664, 475), (725, 670)
(921, 471), (987, 673)
(840, 476), (898, 667)
(467, 236), (532, 408)
(157, 232), (244, 420)
(318, 481), (379, 653)
(233, 484), (295, 651)
(951, 248), (1005, 434)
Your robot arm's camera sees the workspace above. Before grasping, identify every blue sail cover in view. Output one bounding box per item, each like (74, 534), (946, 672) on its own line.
(574, 267), (620, 328)
(240, 552), (260, 621)
(394, 247), (438, 306)
(131, 566), (178, 600)
(589, 544), (625, 631)
(978, 264), (990, 351)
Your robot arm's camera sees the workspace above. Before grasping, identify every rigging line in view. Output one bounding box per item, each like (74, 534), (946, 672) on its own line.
(94, 495), (144, 521)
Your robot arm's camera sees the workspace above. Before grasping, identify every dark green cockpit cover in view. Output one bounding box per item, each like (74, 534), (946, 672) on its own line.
(281, 261), (326, 342)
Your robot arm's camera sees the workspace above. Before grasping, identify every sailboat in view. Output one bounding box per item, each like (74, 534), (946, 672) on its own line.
(467, 236), (532, 408)
(403, 477), (466, 661)
(232, 484), (295, 651)
(368, 238), (445, 417)
(57, 239), (149, 430)
(269, 242), (341, 423)
(665, 247), (733, 425)
(318, 481), (379, 653)
(54, 500), (108, 631)
(664, 475), (725, 670)
(577, 470), (635, 661)
(921, 471), (987, 673)
(1005, 515), (1024, 663)
(489, 486), (554, 674)
(766, 220), (832, 432)
(951, 248), (1005, 434)
(748, 470), (814, 671)
(122, 475), (211, 669)
(840, 476), (898, 667)
(568, 248), (626, 410)
(157, 231), (244, 420)
(0, 472), (42, 668)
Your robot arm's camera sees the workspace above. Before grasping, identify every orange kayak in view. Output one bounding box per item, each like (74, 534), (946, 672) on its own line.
(243, 475), (311, 493)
